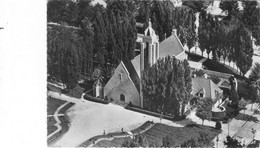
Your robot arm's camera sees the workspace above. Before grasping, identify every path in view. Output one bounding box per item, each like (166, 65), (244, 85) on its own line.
(48, 91), (184, 147)
(47, 101), (70, 139)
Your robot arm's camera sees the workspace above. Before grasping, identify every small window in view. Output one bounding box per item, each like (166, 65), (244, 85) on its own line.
(120, 94), (125, 101)
(215, 90), (219, 96)
(199, 93), (204, 98)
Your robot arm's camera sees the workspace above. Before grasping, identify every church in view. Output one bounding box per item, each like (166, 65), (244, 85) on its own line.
(104, 20), (189, 108)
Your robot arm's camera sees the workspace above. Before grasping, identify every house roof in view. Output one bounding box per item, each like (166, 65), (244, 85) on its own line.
(203, 69), (233, 80)
(159, 33), (185, 58)
(220, 81), (230, 88)
(192, 77), (222, 101)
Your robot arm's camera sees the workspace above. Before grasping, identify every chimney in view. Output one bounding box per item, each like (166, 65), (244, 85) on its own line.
(172, 29), (177, 36)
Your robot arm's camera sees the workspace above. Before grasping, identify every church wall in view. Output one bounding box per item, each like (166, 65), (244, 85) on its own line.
(104, 63), (125, 97)
(104, 62), (141, 107)
(106, 79), (140, 107)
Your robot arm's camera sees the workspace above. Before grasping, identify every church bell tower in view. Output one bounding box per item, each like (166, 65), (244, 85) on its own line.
(137, 19), (159, 108)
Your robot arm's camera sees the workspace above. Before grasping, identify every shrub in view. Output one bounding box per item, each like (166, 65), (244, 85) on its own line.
(129, 101), (133, 107)
(162, 136), (174, 147)
(104, 96), (108, 102)
(215, 121), (222, 130)
(210, 75), (221, 84)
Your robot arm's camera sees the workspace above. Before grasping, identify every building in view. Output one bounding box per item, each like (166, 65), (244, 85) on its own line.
(104, 20), (188, 108)
(191, 76), (223, 105)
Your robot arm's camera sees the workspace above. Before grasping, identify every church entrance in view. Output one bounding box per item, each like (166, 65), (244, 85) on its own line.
(120, 94), (125, 101)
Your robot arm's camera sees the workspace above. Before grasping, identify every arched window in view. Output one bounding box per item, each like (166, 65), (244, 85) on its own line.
(120, 94), (125, 101)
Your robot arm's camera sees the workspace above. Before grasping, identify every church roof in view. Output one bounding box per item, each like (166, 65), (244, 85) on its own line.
(123, 58), (141, 93)
(131, 54), (141, 78)
(159, 33), (185, 58)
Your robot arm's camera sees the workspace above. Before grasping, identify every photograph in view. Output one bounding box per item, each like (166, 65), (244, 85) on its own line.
(46, 0), (260, 147)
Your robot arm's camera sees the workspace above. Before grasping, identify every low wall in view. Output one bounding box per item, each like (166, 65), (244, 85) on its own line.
(212, 99), (229, 121)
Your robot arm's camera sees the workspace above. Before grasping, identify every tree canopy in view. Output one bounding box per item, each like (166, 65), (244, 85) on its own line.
(142, 56), (192, 117)
(196, 97), (213, 125)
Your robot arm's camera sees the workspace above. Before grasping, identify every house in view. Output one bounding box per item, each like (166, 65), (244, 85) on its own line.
(104, 19), (188, 108)
(192, 77), (223, 105)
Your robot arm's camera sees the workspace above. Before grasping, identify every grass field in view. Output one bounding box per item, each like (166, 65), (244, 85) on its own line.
(95, 123), (221, 147)
(58, 102), (75, 115)
(47, 116), (57, 135)
(47, 107), (75, 145)
(47, 97), (66, 115)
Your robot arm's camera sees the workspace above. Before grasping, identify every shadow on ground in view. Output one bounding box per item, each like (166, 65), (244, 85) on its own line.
(234, 113), (259, 123)
(247, 140), (260, 147)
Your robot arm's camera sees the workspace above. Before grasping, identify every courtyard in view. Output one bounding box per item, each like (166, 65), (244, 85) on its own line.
(48, 91), (184, 147)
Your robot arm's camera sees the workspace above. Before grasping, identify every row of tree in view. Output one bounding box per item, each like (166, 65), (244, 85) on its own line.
(142, 56), (192, 117)
(194, 0), (259, 76)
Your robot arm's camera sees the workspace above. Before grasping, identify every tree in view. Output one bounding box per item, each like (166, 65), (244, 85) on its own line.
(182, 0), (213, 13)
(224, 135), (242, 148)
(196, 97), (213, 125)
(242, 1), (260, 46)
(93, 9), (107, 68)
(192, 69), (205, 77)
(219, 0), (239, 21)
(142, 56), (192, 117)
(122, 135), (148, 147)
(215, 121), (222, 130)
(47, 0), (79, 26)
(162, 136), (174, 147)
(249, 63), (260, 82)
(235, 24), (254, 76)
(181, 133), (213, 147)
(249, 63), (260, 106)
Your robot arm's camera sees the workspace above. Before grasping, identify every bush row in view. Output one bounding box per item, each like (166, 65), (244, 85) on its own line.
(125, 106), (178, 121)
(84, 94), (109, 104)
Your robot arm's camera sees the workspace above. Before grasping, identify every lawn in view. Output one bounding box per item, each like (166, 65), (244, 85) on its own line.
(64, 85), (85, 99)
(47, 97), (66, 115)
(47, 107), (75, 145)
(94, 137), (132, 147)
(95, 123), (221, 147)
(47, 116), (57, 135)
(58, 102), (75, 114)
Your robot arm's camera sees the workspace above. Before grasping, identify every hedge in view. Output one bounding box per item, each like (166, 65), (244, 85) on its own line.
(84, 94), (109, 104)
(125, 106), (186, 121)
